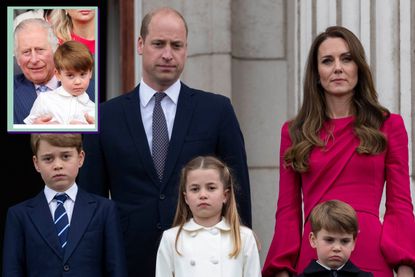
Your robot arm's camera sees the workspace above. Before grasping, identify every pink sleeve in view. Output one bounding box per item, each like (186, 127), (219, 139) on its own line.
(262, 122), (303, 276)
(381, 114), (415, 268)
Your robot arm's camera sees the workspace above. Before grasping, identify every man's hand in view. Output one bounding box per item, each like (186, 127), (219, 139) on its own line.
(84, 113), (95, 124)
(32, 115), (57, 124)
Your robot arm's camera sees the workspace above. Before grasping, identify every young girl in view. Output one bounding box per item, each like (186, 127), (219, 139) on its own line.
(156, 156), (261, 277)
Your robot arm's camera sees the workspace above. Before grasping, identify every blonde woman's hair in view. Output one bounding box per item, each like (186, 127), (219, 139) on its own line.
(49, 9), (73, 42)
(172, 156), (242, 258)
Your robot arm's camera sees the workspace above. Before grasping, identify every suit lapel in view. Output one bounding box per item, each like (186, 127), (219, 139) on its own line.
(14, 74), (37, 123)
(122, 85), (161, 186)
(63, 189), (96, 262)
(162, 83), (195, 188)
(27, 192), (63, 259)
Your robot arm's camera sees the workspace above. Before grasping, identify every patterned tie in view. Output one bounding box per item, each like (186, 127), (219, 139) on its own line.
(54, 194), (70, 251)
(330, 270), (338, 277)
(37, 85), (49, 93)
(152, 92), (169, 180)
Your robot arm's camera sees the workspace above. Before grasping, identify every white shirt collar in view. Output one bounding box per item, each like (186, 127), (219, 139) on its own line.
(54, 86), (91, 104)
(35, 75), (59, 91)
(182, 217), (231, 232)
(44, 183), (78, 204)
(139, 78), (181, 107)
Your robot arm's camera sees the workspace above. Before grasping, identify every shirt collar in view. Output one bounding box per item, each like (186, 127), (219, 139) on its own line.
(55, 86), (91, 104)
(316, 260), (346, 271)
(35, 75), (59, 91)
(44, 183), (78, 204)
(139, 78), (181, 107)
(182, 217), (231, 232)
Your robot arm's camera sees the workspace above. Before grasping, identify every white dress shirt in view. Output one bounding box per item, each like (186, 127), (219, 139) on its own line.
(24, 86), (95, 125)
(139, 79), (180, 154)
(44, 183), (78, 223)
(35, 75), (59, 96)
(156, 218), (261, 277)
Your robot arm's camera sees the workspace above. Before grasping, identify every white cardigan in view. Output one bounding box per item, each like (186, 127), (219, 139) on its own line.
(156, 218), (261, 277)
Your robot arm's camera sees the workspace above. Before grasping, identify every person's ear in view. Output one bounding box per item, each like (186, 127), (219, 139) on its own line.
(32, 155), (41, 173)
(78, 150), (85, 168)
(309, 232), (317, 249)
(137, 36), (144, 55)
(184, 192), (188, 205)
(223, 188), (229, 204)
(55, 69), (61, 80)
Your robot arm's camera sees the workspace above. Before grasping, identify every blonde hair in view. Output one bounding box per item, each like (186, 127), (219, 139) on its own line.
(173, 156), (242, 258)
(49, 9), (73, 42)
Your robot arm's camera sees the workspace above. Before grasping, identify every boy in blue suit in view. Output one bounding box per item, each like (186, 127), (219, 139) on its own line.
(2, 134), (127, 277)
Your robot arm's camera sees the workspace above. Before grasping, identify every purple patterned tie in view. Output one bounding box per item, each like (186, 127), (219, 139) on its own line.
(152, 92), (169, 180)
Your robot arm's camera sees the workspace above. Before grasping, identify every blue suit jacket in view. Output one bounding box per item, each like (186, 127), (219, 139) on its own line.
(2, 189), (127, 277)
(13, 74), (96, 124)
(78, 82), (252, 277)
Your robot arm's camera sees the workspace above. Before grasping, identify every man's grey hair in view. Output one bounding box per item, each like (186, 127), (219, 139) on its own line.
(14, 18), (58, 57)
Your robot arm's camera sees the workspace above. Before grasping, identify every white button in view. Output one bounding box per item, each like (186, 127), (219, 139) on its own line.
(210, 228), (219, 235)
(210, 256), (219, 264)
(190, 231), (197, 237)
(190, 260), (196, 266)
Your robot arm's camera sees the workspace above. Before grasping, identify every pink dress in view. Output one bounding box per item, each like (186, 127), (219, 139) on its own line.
(58, 33), (95, 54)
(262, 114), (415, 277)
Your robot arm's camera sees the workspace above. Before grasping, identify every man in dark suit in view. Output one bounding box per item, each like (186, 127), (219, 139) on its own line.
(78, 7), (252, 277)
(2, 134), (127, 276)
(13, 18), (94, 124)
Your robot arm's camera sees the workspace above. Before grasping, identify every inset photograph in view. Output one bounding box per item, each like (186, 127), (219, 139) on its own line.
(7, 7), (98, 132)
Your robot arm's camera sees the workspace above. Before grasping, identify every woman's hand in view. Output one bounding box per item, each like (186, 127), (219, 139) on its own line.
(275, 271), (290, 277)
(397, 265), (414, 277)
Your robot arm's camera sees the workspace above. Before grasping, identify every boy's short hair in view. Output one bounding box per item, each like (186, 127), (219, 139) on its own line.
(310, 200), (358, 239)
(54, 40), (94, 72)
(31, 133), (83, 155)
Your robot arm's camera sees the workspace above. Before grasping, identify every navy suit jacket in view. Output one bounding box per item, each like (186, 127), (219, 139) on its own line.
(78, 82), (252, 277)
(13, 74), (96, 124)
(2, 188), (127, 277)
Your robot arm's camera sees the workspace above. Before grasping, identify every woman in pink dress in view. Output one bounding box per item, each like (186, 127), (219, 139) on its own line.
(50, 9), (95, 54)
(262, 26), (415, 277)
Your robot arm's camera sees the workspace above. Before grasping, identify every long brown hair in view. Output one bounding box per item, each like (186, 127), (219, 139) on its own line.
(285, 26), (389, 172)
(172, 156), (242, 258)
